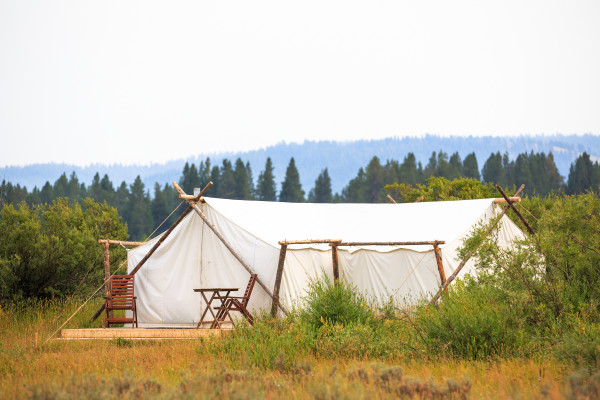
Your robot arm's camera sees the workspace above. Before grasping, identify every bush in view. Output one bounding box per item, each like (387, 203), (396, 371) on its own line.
(300, 275), (374, 329)
(415, 277), (529, 359)
(0, 198), (127, 300)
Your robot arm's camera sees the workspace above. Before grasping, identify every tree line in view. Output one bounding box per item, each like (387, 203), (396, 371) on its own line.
(1, 151), (599, 240)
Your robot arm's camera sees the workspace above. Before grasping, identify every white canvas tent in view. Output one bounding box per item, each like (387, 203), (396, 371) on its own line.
(126, 197), (525, 327)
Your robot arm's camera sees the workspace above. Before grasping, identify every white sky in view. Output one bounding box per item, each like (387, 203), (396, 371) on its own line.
(1, 0), (599, 167)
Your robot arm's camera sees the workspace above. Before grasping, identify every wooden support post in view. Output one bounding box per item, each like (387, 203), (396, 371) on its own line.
(331, 244), (340, 285)
(496, 184), (535, 235)
(173, 182), (289, 316)
(103, 242), (112, 319)
(271, 244), (287, 317)
(429, 185), (525, 306)
(432, 242), (446, 287)
(386, 194), (397, 204)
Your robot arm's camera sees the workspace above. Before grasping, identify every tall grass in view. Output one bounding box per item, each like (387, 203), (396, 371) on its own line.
(0, 278), (578, 399)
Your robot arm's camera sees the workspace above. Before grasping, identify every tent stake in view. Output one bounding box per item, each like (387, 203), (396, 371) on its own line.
(429, 185), (525, 306)
(271, 244), (287, 317)
(173, 182), (290, 316)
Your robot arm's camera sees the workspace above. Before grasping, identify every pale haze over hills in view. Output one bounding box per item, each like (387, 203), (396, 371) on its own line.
(2, 135), (598, 194)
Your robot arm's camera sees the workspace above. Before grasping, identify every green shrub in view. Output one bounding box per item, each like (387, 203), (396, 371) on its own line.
(300, 275), (375, 329)
(0, 198), (128, 300)
(415, 277), (529, 359)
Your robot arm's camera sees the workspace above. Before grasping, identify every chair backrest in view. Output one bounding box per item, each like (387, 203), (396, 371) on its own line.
(241, 274), (258, 307)
(108, 275), (135, 308)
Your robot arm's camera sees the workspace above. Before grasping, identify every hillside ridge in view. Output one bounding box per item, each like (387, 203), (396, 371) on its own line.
(2, 134), (599, 193)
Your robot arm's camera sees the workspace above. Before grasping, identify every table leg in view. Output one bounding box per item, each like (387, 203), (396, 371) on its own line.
(198, 292), (219, 329)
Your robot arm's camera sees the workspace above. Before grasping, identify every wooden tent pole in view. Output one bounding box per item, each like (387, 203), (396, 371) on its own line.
(102, 242), (111, 318)
(496, 185), (535, 235)
(432, 241), (446, 287)
(386, 194), (397, 204)
(173, 182), (290, 316)
(429, 185), (525, 306)
(331, 244), (340, 284)
(271, 244), (287, 317)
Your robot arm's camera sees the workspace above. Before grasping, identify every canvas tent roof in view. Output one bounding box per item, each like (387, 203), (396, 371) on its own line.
(127, 197), (525, 327)
(201, 197), (499, 250)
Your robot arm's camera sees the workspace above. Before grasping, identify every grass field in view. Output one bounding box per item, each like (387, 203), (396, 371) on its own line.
(0, 297), (589, 399)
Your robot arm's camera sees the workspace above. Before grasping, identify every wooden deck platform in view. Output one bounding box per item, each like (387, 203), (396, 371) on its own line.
(59, 328), (231, 340)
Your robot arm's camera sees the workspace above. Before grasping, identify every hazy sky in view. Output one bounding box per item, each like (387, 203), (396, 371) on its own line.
(1, 1), (599, 167)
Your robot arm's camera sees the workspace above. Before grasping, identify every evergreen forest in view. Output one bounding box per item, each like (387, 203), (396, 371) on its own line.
(1, 151), (599, 241)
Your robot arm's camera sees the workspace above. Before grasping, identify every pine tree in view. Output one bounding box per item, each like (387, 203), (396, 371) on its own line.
(482, 152), (506, 186)
(67, 172), (82, 201)
(362, 156), (384, 203)
(179, 162), (191, 193)
(447, 152), (463, 180)
(279, 157), (304, 202)
(543, 153), (564, 195)
(53, 173), (68, 198)
(462, 153), (480, 180)
(424, 152), (437, 178)
(88, 173), (103, 202)
(209, 166), (221, 197)
(503, 152), (514, 187)
(40, 181), (54, 204)
(567, 152), (599, 194)
(100, 174), (115, 205)
(257, 157), (277, 201)
(124, 176), (154, 240)
(233, 158), (252, 199)
(151, 183), (171, 234)
(399, 153), (419, 184)
(383, 160), (401, 187)
(245, 161), (255, 199)
(308, 168), (332, 203)
(115, 181), (130, 214)
(198, 158), (212, 189)
(341, 168), (366, 202)
(435, 151), (452, 178)
(513, 153), (532, 191)
(219, 159), (236, 199)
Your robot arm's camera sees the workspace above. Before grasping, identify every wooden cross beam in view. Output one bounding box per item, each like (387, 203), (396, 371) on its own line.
(496, 184), (535, 235)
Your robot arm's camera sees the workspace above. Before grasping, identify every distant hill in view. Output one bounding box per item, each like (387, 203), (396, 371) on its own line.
(2, 134), (599, 194)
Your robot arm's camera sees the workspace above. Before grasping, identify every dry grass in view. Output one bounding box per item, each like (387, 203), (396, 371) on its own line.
(0, 299), (580, 399)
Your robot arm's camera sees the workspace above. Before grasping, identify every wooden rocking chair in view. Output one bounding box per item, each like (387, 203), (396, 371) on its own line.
(104, 275), (138, 328)
(215, 274), (257, 327)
